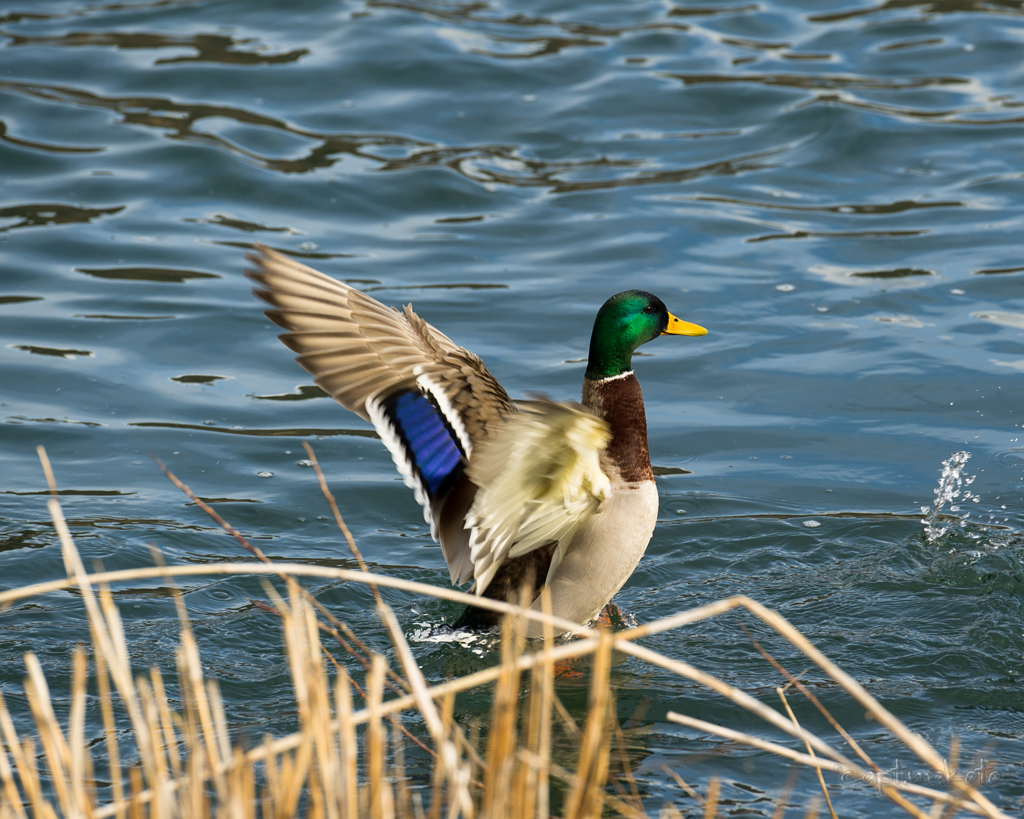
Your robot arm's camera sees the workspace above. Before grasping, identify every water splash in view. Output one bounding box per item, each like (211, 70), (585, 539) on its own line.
(411, 623), (493, 656)
(921, 451), (979, 541)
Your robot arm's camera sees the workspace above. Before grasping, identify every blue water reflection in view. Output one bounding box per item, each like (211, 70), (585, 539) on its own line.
(0, 0), (1022, 813)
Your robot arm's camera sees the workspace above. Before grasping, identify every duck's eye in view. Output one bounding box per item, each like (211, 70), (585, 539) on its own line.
(642, 305), (655, 314)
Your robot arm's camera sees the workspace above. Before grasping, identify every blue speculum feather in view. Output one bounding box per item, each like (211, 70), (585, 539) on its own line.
(386, 390), (465, 497)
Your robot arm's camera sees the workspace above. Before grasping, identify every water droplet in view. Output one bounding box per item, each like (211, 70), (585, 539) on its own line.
(297, 459), (314, 467)
(816, 306), (829, 313)
(299, 241), (318, 251)
(802, 520), (821, 528)
(257, 471), (274, 478)
(951, 289), (965, 295)
(776, 283), (795, 292)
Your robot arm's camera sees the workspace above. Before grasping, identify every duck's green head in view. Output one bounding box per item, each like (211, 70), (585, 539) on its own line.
(585, 290), (707, 381)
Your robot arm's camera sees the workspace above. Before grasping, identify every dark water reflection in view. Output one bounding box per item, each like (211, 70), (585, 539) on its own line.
(1, 0), (1023, 813)
(2, 29), (309, 64)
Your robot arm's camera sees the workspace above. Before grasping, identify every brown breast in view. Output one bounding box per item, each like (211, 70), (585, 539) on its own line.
(581, 373), (653, 484)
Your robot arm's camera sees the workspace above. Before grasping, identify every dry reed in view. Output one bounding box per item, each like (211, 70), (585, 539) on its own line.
(0, 449), (1011, 819)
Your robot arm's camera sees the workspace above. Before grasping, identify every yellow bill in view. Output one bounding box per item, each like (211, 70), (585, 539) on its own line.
(662, 312), (708, 336)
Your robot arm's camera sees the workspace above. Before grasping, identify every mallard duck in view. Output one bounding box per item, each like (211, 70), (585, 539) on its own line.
(247, 247), (706, 636)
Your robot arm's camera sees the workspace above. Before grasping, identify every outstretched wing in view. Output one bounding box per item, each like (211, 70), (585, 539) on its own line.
(247, 246), (513, 439)
(464, 398), (612, 595)
(247, 246), (516, 580)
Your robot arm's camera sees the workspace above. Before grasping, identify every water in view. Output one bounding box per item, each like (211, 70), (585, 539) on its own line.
(2, 0), (1024, 813)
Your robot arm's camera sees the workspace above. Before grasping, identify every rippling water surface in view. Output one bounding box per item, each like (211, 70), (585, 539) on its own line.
(2, 0), (1023, 813)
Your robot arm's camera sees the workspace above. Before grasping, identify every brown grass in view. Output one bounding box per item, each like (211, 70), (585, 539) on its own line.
(0, 448), (1011, 819)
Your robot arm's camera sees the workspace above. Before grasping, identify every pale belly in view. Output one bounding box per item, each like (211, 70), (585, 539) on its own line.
(526, 480), (658, 637)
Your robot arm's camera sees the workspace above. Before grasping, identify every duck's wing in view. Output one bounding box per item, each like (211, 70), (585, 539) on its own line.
(247, 247), (513, 437)
(247, 246), (516, 581)
(464, 398), (612, 595)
